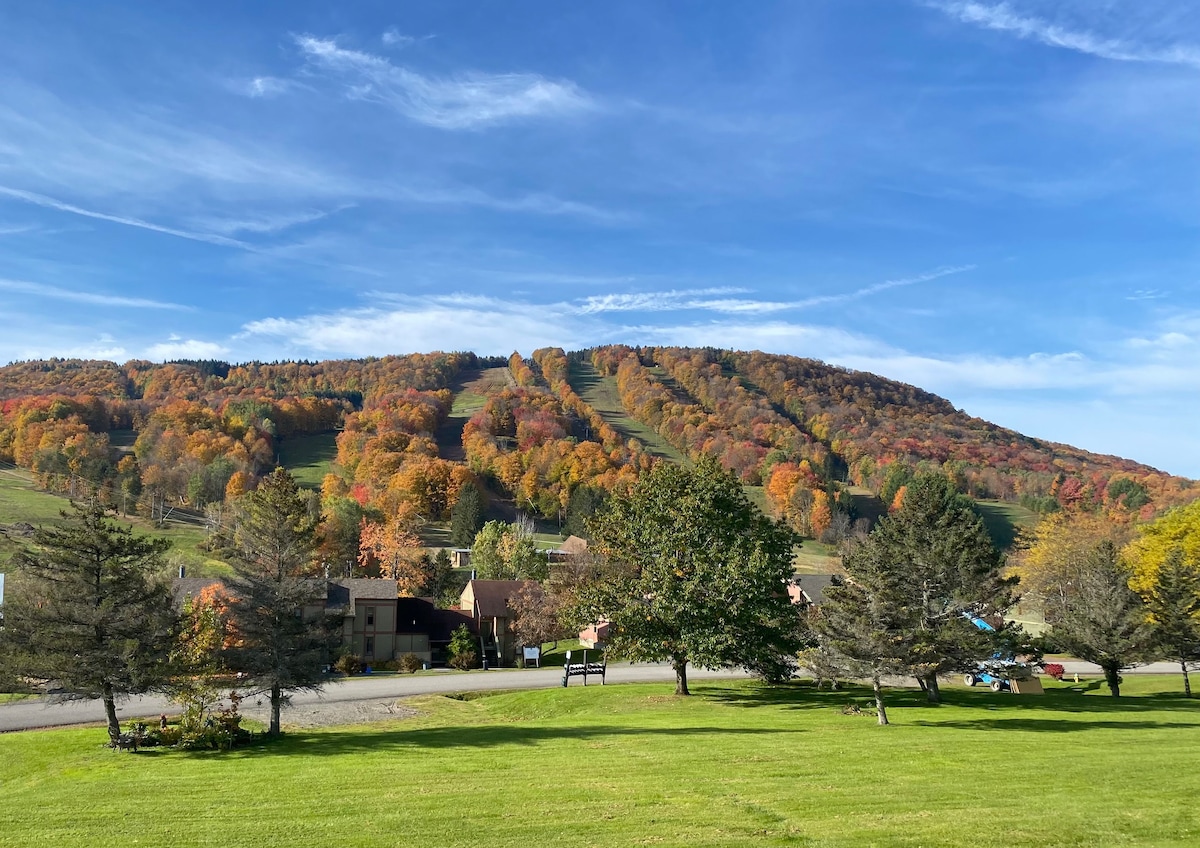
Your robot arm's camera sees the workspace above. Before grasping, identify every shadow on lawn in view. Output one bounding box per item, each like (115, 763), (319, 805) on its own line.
(226, 723), (801, 758)
(700, 680), (1200, 717)
(911, 717), (1200, 732)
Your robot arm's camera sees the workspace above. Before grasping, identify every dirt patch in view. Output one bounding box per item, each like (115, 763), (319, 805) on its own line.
(243, 698), (420, 729)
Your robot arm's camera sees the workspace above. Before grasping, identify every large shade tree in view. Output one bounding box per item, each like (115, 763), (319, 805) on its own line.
(225, 469), (334, 734)
(0, 500), (178, 744)
(573, 458), (801, 695)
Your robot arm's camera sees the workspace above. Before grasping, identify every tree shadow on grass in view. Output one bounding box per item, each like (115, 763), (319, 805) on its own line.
(910, 717), (1200, 732)
(216, 723), (802, 759)
(701, 680), (1200, 716)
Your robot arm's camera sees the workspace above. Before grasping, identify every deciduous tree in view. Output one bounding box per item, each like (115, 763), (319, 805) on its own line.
(573, 458), (800, 695)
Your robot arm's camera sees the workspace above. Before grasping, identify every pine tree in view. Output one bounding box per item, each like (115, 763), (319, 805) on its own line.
(1054, 540), (1152, 697)
(0, 500), (177, 744)
(449, 484), (484, 547)
(224, 469), (334, 734)
(865, 474), (1015, 701)
(1142, 547), (1200, 697)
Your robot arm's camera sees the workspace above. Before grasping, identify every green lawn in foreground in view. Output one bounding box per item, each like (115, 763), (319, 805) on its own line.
(1, 676), (1197, 847)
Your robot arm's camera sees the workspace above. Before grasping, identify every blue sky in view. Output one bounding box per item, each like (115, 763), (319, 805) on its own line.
(1, 1), (1198, 476)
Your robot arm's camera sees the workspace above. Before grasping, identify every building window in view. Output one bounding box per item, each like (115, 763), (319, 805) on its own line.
(366, 607), (375, 627)
(364, 636), (374, 659)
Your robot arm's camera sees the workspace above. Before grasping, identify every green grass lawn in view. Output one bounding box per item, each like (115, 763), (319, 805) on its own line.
(2, 676), (1196, 847)
(277, 431), (339, 490)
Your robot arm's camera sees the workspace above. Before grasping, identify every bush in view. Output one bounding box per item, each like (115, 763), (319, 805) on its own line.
(447, 624), (478, 670)
(449, 650), (478, 671)
(1043, 663), (1065, 680)
(398, 653), (423, 673)
(334, 653), (363, 675)
(373, 659), (399, 672)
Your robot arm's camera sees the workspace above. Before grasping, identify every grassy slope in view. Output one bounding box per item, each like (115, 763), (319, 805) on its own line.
(0, 472), (229, 577)
(975, 499), (1039, 551)
(566, 360), (686, 464)
(276, 432), (339, 490)
(1, 677), (1197, 847)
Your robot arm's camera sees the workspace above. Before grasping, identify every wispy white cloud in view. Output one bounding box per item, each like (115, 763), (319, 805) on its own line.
(293, 35), (595, 129)
(0, 277), (189, 310)
(382, 28), (430, 49)
(931, 2), (1200, 69)
(240, 76), (293, 98)
(790, 264), (977, 309)
(575, 288), (781, 314)
(0, 185), (251, 249)
(0, 223), (38, 236)
(191, 207), (345, 236)
(575, 266), (975, 315)
(1127, 288), (1169, 301)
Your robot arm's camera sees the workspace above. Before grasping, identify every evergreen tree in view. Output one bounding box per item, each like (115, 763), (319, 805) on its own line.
(573, 458), (801, 694)
(815, 576), (912, 725)
(0, 501), (177, 744)
(1143, 547), (1200, 697)
(1054, 540), (1152, 697)
(865, 474), (1014, 701)
(224, 469), (334, 734)
(449, 484), (484, 547)
(564, 485), (607, 539)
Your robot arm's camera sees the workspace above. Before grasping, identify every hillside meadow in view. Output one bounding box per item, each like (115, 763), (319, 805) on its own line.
(1, 677), (1196, 847)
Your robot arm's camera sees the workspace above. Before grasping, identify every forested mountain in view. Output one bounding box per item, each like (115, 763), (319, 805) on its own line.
(1, 347), (1194, 557)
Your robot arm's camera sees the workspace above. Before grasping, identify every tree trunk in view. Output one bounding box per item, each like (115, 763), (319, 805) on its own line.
(673, 657), (690, 696)
(1102, 663), (1121, 697)
(1181, 656), (1192, 698)
(102, 682), (121, 746)
(270, 683), (283, 735)
(872, 675), (889, 726)
(922, 672), (941, 703)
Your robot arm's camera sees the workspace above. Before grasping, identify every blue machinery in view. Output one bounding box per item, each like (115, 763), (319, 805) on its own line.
(963, 614), (1030, 692)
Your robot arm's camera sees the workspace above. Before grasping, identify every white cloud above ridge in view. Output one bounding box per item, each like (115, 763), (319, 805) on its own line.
(143, 338), (231, 361)
(293, 35), (594, 129)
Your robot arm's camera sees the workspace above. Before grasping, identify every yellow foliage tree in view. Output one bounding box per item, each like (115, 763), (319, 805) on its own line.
(1124, 500), (1200, 595)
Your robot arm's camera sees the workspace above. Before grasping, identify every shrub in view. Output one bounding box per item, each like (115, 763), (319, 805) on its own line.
(334, 653), (363, 675)
(447, 624), (478, 670)
(398, 653), (423, 673)
(1043, 663), (1065, 680)
(372, 659), (399, 672)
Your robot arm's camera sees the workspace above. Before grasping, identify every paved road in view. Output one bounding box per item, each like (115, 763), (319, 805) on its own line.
(0, 664), (749, 732)
(0, 660), (1186, 733)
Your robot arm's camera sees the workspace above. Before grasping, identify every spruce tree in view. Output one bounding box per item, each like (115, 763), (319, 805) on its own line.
(0, 500), (177, 744)
(1143, 547), (1200, 697)
(225, 469), (334, 734)
(449, 484), (484, 547)
(1054, 540), (1153, 696)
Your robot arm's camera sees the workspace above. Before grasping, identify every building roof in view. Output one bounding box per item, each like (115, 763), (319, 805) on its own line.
(171, 577), (224, 606)
(326, 578), (397, 614)
(465, 579), (536, 619)
(790, 573), (838, 606)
